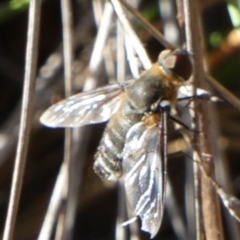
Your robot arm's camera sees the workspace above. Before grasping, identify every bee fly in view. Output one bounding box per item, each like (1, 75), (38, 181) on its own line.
(40, 48), (212, 238)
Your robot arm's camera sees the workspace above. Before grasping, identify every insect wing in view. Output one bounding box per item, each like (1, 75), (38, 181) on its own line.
(177, 85), (217, 101)
(122, 121), (166, 238)
(40, 84), (122, 127)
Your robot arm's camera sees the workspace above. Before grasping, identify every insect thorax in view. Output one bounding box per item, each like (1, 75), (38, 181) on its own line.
(125, 64), (180, 113)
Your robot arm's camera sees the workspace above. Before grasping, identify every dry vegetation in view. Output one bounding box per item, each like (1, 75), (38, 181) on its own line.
(0, 0), (240, 239)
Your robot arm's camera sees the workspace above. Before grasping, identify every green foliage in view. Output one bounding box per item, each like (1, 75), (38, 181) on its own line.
(227, 0), (240, 33)
(141, 3), (159, 22)
(213, 53), (240, 88)
(0, 0), (30, 24)
(209, 31), (224, 48)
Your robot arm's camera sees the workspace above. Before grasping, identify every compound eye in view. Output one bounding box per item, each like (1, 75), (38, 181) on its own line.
(158, 49), (192, 81)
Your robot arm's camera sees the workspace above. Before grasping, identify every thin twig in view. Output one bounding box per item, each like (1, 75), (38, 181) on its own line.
(37, 164), (66, 240)
(183, 2), (202, 239)
(61, 0), (73, 98)
(54, 0), (74, 239)
(117, 20), (125, 85)
(118, 0), (176, 49)
(92, 0), (104, 26)
(93, 0), (115, 84)
(166, 181), (188, 240)
(124, 32), (140, 78)
(206, 74), (240, 112)
(2, 1), (41, 240)
(115, 182), (128, 239)
(103, 40), (116, 83)
(183, 0), (224, 240)
(89, 2), (113, 74)
(85, 1), (114, 90)
(158, 0), (181, 46)
(111, 0), (151, 70)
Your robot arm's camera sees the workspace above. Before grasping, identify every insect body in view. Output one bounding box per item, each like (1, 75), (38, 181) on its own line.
(40, 48), (193, 238)
(95, 49), (193, 183)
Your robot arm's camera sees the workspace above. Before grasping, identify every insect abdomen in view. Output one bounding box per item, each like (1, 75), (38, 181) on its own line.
(93, 110), (138, 181)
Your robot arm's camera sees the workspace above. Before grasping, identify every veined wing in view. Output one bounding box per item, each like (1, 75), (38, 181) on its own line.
(177, 85), (217, 101)
(122, 117), (167, 239)
(40, 84), (122, 127)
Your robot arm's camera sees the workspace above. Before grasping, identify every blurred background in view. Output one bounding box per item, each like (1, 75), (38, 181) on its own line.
(0, 0), (240, 239)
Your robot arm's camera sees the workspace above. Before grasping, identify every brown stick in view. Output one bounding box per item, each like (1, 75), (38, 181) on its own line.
(2, 1), (41, 240)
(182, 0), (224, 240)
(117, 0), (176, 49)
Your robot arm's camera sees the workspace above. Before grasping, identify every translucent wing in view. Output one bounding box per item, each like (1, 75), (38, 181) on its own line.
(122, 118), (167, 238)
(177, 85), (217, 101)
(40, 84), (122, 127)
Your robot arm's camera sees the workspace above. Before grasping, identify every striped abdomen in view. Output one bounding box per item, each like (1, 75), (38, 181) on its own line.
(93, 104), (140, 181)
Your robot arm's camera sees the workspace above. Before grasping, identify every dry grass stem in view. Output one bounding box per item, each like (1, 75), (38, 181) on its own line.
(2, 1), (41, 240)
(183, 0), (224, 239)
(111, 0), (151, 69)
(118, 0), (176, 49)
